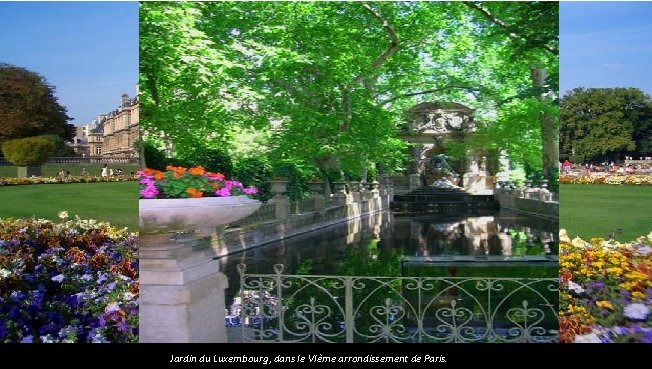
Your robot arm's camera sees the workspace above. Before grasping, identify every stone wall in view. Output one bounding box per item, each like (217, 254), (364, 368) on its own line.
(210, 184), (394, 257)
(494, 186), (558, 220)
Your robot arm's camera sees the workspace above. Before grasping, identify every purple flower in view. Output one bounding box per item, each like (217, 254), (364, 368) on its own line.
(51, 274), (65, 283)
(105, 302), (120, 313)
(20, 335), (33, 343)
(623, 303), (649, 320)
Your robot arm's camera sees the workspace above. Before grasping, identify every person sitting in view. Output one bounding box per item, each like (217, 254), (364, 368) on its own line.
(80, 167), (89, 176)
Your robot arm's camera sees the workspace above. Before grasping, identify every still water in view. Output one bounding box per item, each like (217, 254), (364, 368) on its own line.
(218, 209), (558, 306)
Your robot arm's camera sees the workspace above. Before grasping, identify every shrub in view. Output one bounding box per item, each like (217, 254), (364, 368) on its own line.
(272, 160), (311, 201)
(186, 148), (233, 177)
(234, 157), (272, 201)
(1, 136), (55, 166)
(143, 142), (167, 171)
(569, 155), (584, 164)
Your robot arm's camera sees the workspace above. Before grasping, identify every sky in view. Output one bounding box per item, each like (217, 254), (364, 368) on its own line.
(560, 1), (652, 97)
(0, 1), (138, 126)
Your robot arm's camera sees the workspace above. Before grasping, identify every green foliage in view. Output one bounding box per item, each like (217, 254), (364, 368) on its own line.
(184, 147), (233, 177)
(143, 141), (167, 171)
(234, 157), (272, 201)
(272, 159), (312, 201)
(1, 136), (55, 167)
(139, 2), (558, 180)
(0, 63), (73, 145)
(38, 134), (76, 157)
(568, 155), (584, 164)
(560, 88), (652, 162)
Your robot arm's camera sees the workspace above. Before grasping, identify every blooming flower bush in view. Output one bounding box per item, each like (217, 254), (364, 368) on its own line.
(0, 214), (138, 343)
(559, 174), (652, 186)
(0, 175), (138, 187)
(139, 166), (257, 199)
(559, 229), (652, 343)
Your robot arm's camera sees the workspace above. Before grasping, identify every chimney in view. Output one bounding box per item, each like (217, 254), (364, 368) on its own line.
(121, 93), (129, 107)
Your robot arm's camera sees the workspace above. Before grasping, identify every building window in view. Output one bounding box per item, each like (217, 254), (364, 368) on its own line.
(96, 147), (102, 156)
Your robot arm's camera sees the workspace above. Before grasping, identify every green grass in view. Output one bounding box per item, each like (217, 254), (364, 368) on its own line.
(560, 184), (652, 242)
(0, 182), (138, 230)
(0, 163), (140, 178)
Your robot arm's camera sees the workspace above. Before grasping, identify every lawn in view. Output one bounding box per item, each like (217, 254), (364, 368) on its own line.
(560, 184), (652, 242)
(0, 182), (138, 230)
(0, 163), (140, 178)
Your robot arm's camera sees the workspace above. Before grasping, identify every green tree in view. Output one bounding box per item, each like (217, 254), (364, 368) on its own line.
(560, 88), (652, 162)
(139, 2), (558, 181)
(38, 134), (76, 157)
(0, 63), (73, 145)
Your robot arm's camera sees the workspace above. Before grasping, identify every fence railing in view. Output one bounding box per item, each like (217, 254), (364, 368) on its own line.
(0, 156), (139, 165)
(291, 197), (316, 214)
(233, 264), (559, 343)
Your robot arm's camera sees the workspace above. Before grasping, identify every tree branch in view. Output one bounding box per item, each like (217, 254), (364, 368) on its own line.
(464, 2), (558, 55)
(348, 2), (400, 91)
(379, 84), (484, 106)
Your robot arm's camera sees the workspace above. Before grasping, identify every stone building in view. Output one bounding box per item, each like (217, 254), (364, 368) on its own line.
(101, 90), (139, 158)
(68, 86), (139, 159)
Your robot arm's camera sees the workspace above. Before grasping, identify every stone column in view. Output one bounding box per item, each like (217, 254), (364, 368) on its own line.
(140, 232), (228, 343)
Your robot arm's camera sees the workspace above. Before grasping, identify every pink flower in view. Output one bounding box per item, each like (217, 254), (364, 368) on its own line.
(216, 187), (231, 197)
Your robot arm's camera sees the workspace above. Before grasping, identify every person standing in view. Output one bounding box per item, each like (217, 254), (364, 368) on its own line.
(101, 164), (109, 177)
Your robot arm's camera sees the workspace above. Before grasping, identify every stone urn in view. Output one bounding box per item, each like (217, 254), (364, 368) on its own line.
(139, 195), (261, 235)
(270, 179), (289, 196)
(139, 195), (260, 343)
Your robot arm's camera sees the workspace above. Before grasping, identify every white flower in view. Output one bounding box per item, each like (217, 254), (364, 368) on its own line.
(51, 274), (65, 283)
(57, 211), (69, 220)
(572, 237), (589, 248)
(623, 303), (649, 320)
(0, 268), (11, 279)
(559, 229), (570, 243)
(123, 292), (135, 301)
(574, 332), (603, 343)
(567, 280), (585, 294)
(105, 302), (121, 313)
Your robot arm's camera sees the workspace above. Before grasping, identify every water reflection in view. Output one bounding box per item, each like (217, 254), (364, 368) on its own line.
(218, 210), (557, 310)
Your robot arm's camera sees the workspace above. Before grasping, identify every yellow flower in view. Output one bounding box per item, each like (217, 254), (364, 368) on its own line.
(606, 267), (623, 276)
(595, 301), (614, 310)
(631, 291), (645, 301)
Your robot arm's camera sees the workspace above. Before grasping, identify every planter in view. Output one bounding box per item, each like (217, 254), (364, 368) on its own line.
(270, 179), (289, 196)
(17, 166), (41, 177)
(308, 180), (324, 193)
(139, 195), (261, 234)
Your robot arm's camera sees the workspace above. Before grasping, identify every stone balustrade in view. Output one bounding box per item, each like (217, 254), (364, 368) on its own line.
(214, 182), (394, 257)
(494, 181), (558, 220)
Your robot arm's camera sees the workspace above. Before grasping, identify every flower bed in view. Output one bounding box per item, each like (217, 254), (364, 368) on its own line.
(0, 215), (138, 343)
(560, 174), (652, 186)
(560, 229), (652, 343)
(0, 175), (139, 187)
(140, 166), (256, 199)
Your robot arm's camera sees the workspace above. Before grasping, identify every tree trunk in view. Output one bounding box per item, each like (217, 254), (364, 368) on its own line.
(531, 68), (559, 185)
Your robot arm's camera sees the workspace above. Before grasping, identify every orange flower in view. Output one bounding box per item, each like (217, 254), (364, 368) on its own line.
(186, 187), (203, 198)
(154, 172), (165, 180)
(188, 166), (205, 176)
(166, 165), (186, 175)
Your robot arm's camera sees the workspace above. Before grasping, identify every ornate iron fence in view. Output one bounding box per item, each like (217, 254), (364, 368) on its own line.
(235, 264), (558, 343)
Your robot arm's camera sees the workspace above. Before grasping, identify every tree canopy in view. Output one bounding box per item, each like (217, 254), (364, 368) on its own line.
(0, 63), (73, 145)
(140, 1), (558, 181)
(560, 87), (652, 162)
